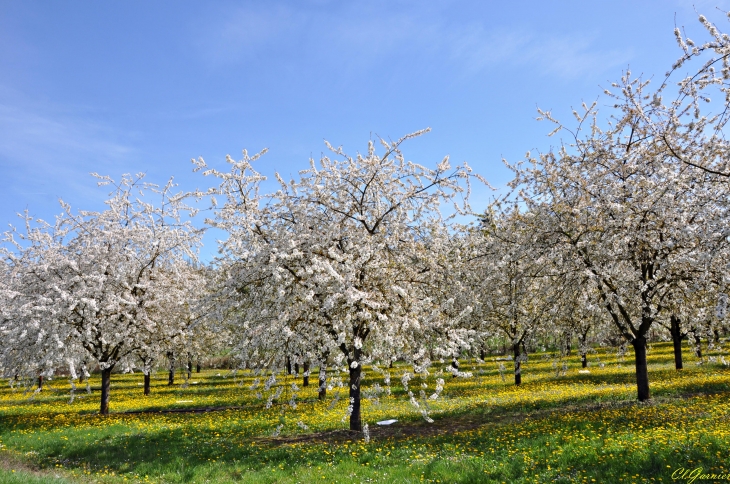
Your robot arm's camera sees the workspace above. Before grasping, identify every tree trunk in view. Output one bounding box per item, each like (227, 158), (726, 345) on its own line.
(303, 362), (310, 387)
(187, 360), (192, 380)
(286, 356), (292, 375)
(79, 361), (87, 384)
(632, 336), (650, 401)
(670, 315), (684, 370)
(143, 372), (151, 396)
(479, 348), (486, 360)
(167, 352), (175, 385)
(38, 375), (43, 390)
(318, 363), (327, 400)
(294, 363), (300, 375)
(578, 332), (588, 368)
(348, 348), (363, 432)
(564, 333), (572, 356)
(100, 368), (112, 415)
(196, 363), (201, 373)
(451, 357), (459, 378)
(513, 344), (522, 386)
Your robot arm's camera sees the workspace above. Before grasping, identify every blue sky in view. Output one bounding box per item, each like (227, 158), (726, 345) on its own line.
(1, 0), (727, 260)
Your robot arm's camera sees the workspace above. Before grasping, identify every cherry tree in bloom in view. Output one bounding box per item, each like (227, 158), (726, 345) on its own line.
(556, 277), (608, 369)
(661, 237), (729, 370)
(195, 130), (480, 431)
(419, 226), (480, 374)
(171, 265), (231, 377)
(0, 174), (202, 413)
(131, 261), (209, 395)
(466, 209), (568, 385)
(1, 211), (86, 390)
(508, 71), (730, 401)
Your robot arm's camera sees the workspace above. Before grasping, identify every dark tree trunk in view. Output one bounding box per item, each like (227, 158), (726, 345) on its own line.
(670, 315), (684, 370)
(451, 357), (459, 378)
(143, 373), (151, 396)
(100, 368), (112, 415)
(389, 360), (394, 369)
(578, 332), (589, 368)
(632, 336), (650, 401)
(303, 362), (310, 387)
(38, 375), (43, 390)
(187, 360), (192, 379)
(348, 348), (363, 432)
(196, 363), (201, 373)
(167, 352), (175, 385)
(318, 364), (327, 400)
(513, 344), (522, 386)
(294, 363), (300, 375)
(79, 361), (87, 383)
(564, 333), (572, 356)
(479, 348), (486, 360)
(286, 356), (292, 375)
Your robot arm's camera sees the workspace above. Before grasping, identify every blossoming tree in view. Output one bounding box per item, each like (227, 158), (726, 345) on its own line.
(508, 72), (729, 401)
(0, 174), (202, 413)
(195, 130), (480, 431)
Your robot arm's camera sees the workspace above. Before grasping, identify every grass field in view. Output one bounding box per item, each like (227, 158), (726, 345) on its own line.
(1, 342), (729, 483)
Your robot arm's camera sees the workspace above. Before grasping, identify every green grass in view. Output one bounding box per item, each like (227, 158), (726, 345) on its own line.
(1, 342), (729, 483)
(0, 469), (70, 484)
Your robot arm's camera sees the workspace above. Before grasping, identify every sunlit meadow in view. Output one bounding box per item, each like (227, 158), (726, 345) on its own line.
(1, 342), (729, 483)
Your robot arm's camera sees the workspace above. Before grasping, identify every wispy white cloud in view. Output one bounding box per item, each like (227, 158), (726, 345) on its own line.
(0, 105), (132, 164)
(194, 5), (308, 65)
(0, 91), (136, 210)
(176, 106), (234, 120)
(194, 3), (632, 81)
(444, 25), (632, 80)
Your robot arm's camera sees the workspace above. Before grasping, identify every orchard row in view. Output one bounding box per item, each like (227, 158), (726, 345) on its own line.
(2, 12), (730, 432)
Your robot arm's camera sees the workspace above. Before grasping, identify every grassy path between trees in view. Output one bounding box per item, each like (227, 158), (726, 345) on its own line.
(1, 342), (729, 483)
